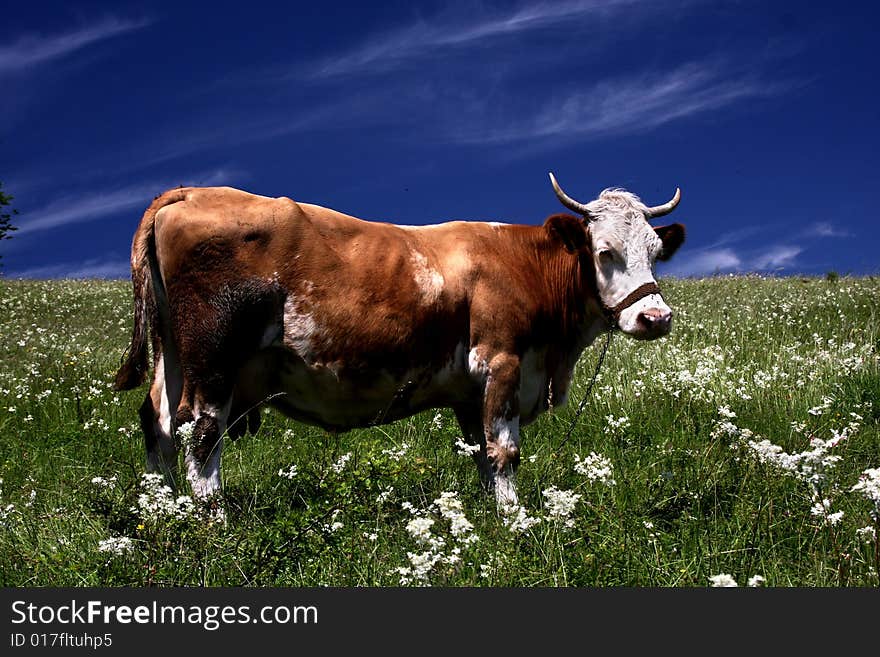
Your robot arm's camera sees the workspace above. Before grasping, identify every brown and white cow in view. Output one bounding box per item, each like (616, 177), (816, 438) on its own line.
(113, 174), (685, 511)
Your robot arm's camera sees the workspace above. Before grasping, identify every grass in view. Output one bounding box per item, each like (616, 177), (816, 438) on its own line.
(0, 275), (878, 587)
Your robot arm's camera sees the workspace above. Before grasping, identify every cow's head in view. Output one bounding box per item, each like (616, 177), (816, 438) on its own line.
(547, 173), (685, 340)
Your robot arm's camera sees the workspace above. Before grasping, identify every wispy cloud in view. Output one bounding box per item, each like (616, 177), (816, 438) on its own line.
(0, 17), (151, 73)
(664, 242), (806, 277)
(15, 169), (238, 236)
(7, 255), (130, 280)
(662, 247), (742, 277)
(750, 245), (803, 270)
(450, 61), (794, 145)
(311, 0), (654, 78)
(804, 221), (852, 238)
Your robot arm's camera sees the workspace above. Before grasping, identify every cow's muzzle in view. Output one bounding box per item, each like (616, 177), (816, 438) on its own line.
(603, 281), (673, 339)
(635, 307), (673, 339)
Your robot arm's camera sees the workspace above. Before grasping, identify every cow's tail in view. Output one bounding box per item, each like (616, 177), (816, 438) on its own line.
(113, 188), (187, 391)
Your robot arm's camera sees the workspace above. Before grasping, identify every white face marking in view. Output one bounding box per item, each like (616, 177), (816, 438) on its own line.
(586, 191), (671, 337)
(410, 250), (445, 305)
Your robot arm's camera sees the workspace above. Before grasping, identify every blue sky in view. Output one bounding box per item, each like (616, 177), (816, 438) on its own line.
(2, 0), (878, 278)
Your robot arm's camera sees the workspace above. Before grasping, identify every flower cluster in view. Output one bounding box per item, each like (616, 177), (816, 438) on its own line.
(278, 464), (298, 480)
(395, 491), (479, 585)
(708, 573), (765, 587)
(542, 486), (581, 529)
(851, 467), (880, 521)
(573, 452), (616, 486)
(98, 536), (134, 556)
(132, 473), (195, 522)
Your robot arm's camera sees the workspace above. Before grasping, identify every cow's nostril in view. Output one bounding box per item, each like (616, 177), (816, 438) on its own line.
(638, 309), (672, 332)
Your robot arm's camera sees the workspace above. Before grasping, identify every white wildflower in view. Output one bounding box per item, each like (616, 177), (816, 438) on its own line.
(542, 486), (581, 528)
(177, 420), (195, 443)
(133, 473), (195, 521)
(331, 452), (352, 474)
(98, 536), (134, 556)
(90, 475), (117, 489)
(856, 526), (876, 541)
(851, 467), (880, 519)
(709, 573), (738, 587)
(453, 437), (481, 457)
(0, 503), (15, 526)
(747, 575), (766, 587)
(605, 415), (631, 434)
(717, 405), (737, 419)
(433, 492), (477, 543)
(502, 504), (541, 533)
(808, 396), (834, 416)
(381, 443), (409, 461)
(376, 486), (394, 504)
(573, 452), (616, 486)
(278, 464), (298, 479)
(405, 516), (436, 545)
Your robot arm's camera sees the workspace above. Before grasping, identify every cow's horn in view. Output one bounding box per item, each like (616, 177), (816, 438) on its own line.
(549, 172), (592, 218)
(645, 188), (681, 219)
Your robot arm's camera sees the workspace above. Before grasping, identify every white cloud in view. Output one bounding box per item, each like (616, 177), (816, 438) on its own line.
(311, 0), (661, 78)
(750, 245), (803, 270)
(451, 61), (792, 144)
(0, 17), (151, 73)
(15, 169), (238, 235)
(661, 248), (741, 277)
(663, 243), (807, 277)
(805, 222), (852, 238)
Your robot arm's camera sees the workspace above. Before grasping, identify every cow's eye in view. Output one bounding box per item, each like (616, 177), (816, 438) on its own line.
(597, 249), (615, 265)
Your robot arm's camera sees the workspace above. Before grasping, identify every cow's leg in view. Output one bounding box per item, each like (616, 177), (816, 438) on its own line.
(453, 405), (492, 490)
(140, 354), (182, 487)
(482, 353), (522, 511)
(177, 387), (232, 508)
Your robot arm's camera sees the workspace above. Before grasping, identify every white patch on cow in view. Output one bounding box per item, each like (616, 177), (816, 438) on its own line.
(492, 415), (519, 452)
(184, 400), (231, 505)
(431, 342), (467, 388)
(283, 297), (319, 364)
(410, 250), (444, 305)
(487, 222), (509, 228)
(155, 357), (172, 437)
(146, 355), (182, 487)
(185, 444), (222, 500)
(468, 347), (489, 382)
(519, 348), (547, 422)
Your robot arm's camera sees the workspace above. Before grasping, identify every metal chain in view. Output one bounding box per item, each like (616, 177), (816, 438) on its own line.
(555, 327), (615, 452)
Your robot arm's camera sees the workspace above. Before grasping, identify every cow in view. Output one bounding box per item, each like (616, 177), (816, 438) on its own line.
(113, 173), (685, 512)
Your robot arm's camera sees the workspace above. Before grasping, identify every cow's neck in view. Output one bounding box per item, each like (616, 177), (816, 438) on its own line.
(523, 230), (607, 354)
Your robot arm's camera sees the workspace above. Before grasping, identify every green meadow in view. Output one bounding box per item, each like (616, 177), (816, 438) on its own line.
(0, 276), (878, 586)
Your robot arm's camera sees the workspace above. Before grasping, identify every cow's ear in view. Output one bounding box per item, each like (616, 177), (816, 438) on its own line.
(546, 214), (588, 253)
(655, 223), (685, 261)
